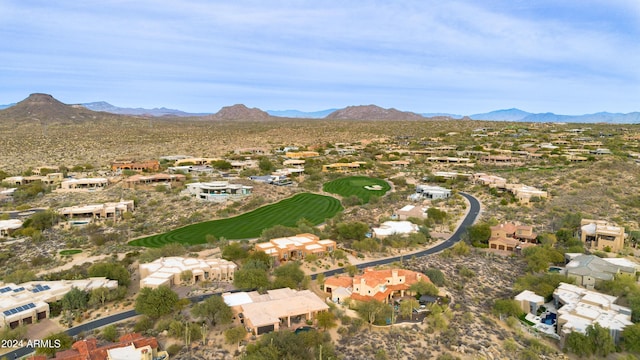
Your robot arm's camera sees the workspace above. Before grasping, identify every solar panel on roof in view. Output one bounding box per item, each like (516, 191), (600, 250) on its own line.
(32, 289), (40, 293)
(28, 303), (35, 308)
(9, 309), (17, 314)
(3, 311), (10, 316)
(42, 285), (50, 290)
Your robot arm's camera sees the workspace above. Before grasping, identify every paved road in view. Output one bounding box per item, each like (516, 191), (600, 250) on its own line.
(6, 192), (480, 359)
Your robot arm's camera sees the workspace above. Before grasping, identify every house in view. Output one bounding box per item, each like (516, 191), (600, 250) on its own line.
(4, 173), (64, 186)
(514, 290), (545, 315)
(580, 219), (625, 253)
(139, 257), (236, 289)
(554, 282), (632, 346)
(184, 181), (252, 202)
(0, 219), (22, 237)
(488, 222), (537, 252)
(372, 221), (419, 238)
(58, 200), (134, 222)
(322, 162), (366, 173)
(504, 184), (548, 203)
(223, 288), (329, 335)
(123, 173), (186, 189)
(254, 233), (336, 262)
(34, 333), (168, 360)
(324, 268), (431, 304)
(395, 205), (427, 221)
(59, 177), (109, 192)
(0, 278), (118, 329)
(563, 254), (636, 289)
(110, 160), (159, 172)
(472, 173), (507, 188)
(285, 151), (319, 159)
(412, 185), (451, 200)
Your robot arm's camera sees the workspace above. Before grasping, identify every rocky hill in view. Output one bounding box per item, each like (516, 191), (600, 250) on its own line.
(325, 105), (426, 120)
(210, 104), (272, 121)
(0, 93), (115, 124)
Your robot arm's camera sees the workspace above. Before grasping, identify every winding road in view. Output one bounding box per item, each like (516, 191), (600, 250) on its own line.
(5, 192), (480, 359)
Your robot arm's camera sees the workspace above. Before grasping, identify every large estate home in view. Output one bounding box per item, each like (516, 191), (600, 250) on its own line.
(488, 222), (537, 252)
(324, 268), (431, 304)
(254, 233), (336, 263)
(0, 278), (118, 329)
(412, 185), (451, 200)
(59, 177), (109, 191)
(580, 219), (625, 253)
(554, 282), (632, 346)
(58, 200), (135, 222)
(322, 162), (366, 173)
(223, 288), (329, 335)
(139, 256), (236, 288)
(110, 159), (160, 172)
(4, 173), (64, 186)
(184, 181), (252, 202)
(123, 173), (186, 189)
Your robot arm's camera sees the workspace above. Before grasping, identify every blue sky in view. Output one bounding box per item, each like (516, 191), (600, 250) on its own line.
(1, 0), (638, 115)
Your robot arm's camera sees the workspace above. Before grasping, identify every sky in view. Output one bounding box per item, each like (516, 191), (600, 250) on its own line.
(1, 0), (639, 115)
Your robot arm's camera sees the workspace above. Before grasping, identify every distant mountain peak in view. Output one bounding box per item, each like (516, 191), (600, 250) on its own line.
(0, 93), (105, 123)
(325, 105), (425, 120)
(211, 104), (271, 121)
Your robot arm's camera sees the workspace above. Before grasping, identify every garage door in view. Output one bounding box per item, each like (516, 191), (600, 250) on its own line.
(256, 324), (275, 335)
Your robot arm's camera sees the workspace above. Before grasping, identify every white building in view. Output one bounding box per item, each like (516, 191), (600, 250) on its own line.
(372, 221), (419, 237)
(0, 219), (22, 237)
(184, 181), (253, 202)
(0, 277), (118, 329)
(139, 256), (236, 288)
(412, 185), (451, 200)
(554, 282), (632, 345)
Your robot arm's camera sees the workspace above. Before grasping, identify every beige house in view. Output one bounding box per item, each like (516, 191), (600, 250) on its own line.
(223, 288), (329, 335)
(322, 162), (366, 173)
(111, 159), (160, 172)
(139, 257), (236, 288)
(184, 181), (252, 202)
(514, 290), (545, 314)
(255, 233), (336, 262)
(564, 254), (636, 289)
(59, 177), (109, 191)
(0, 219), (22, 237)
(285, 151), (319, 159)
(488, 222), (538, 252)
(58, 200), (134, 222)
(580, 219), (625, 252)
(123, 173), (186, 189)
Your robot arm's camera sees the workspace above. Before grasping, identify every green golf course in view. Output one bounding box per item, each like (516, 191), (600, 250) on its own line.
(323, 176), (391, 203)
(128, 192), (343, 248)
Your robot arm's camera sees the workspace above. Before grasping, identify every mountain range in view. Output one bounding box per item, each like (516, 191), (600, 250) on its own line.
(1, 94), (639, 123)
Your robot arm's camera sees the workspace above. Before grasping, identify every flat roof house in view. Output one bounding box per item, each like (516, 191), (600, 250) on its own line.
(139, 257), (236, 289)
(254, 233), (336, 263)
(0, 277), (118, 329)
(0, 219), (22, 237)
(111, 160), (160, 172)
(580, 219), (625, 253)
(372, 221), (419, 238)
(184, 181), (252, 202)
(123, 173), (186, 189)
(58, 200), (134, 222)
(554, 282), (632, 346)
(223, 288), (329, 335)
(412, 185), (451, 200)
(59, 177), (109, 192)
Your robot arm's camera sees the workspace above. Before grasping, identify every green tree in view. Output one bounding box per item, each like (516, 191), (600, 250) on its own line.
(521, 245), (564, 273)
(260, 225), (298, 241)
(622, 323), (640, 353)
(88, 262), (131, 286)
(316, 310), (337, 330)
(102, 325), (119, 342)
(34, 332), (73, 357)
(466, 223), (491, 246)
(258, 157), (275, 173)
(335, 221), (369, 241)
(234, 260), (270, 290)
(586, 323), (616, 357)
(492, 299), (524, 318)
(211, 160), (232, 170)
(409, 280), (439, 297)
(424, 268), (446, 287)
(191, 295), (233, 326)
(222, 242), (249, 261)
(356, 300), (390, 326)
(61, 287), (88, 312)
(24, 210), (58, 230)
(180, 270), (193, 284)
(273, 262), (306, 289)
(134, 286), (179, 319)
(399, 298), (419, 319)
(224, 325), (247, 348)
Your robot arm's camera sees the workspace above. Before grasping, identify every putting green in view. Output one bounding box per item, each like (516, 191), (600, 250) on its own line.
(322, 176), (391, 203)
(128, 193), (343, 248)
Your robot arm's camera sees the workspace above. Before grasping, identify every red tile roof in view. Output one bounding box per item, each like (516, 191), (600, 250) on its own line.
(52, 333), (159, 360)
